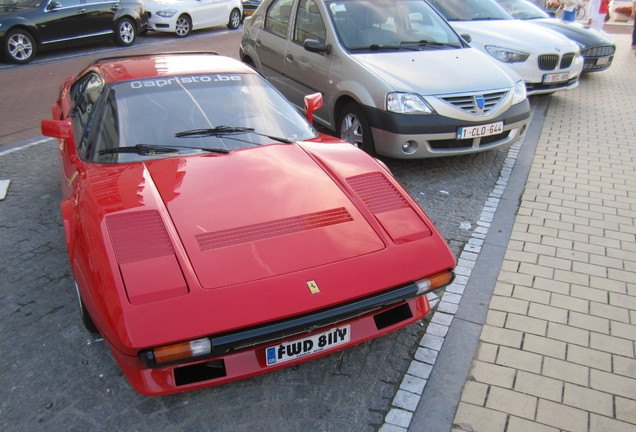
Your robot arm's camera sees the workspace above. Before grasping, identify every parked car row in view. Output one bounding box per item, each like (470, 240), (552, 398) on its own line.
(0, 0), (244, 63)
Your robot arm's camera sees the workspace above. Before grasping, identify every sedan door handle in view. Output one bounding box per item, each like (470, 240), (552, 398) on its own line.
(76, 8), (86, 13)
(286, 54), (294, 62)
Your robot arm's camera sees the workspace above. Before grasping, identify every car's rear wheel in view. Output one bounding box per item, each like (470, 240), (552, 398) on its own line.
(114, 17), (136, 46)
(338, 101), (376, 156)
(227, 8), (241, 29)
(175, 14), (192, 37)
(74, 283), (99, 334)
(4, 28), (37, 64)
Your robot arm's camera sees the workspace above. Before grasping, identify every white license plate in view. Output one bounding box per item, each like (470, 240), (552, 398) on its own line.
(457, 121), (503, 140)
(596, 57), (610, 65)
(543, 72), (569, 84)
(265, 325), (351, 366)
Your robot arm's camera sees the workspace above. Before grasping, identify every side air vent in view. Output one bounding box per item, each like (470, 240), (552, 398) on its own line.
(346, 172), (408, 214)
(196, 208), (353, 251)
(106, 210), (174, 264)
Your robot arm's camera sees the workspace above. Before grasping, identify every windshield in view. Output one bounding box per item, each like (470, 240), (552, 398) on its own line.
(326, 0), (464, 51)
(426, 0), (513, 21)
(92, 73), (318, 163)
(496, 0), (549, 19)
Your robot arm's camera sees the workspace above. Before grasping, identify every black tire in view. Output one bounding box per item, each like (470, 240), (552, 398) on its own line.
(337, 101), (376, 156)
(175, 14), (192, 37)
(114, 17), (136, 46)
(3, 28), (37, 64)
(74, 283), (99, 334)
(227, 8), (241, 29)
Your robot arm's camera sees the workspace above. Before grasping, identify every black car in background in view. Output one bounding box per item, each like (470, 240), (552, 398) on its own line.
(497, 0), (615, 72)
(0, 0), (148, 64)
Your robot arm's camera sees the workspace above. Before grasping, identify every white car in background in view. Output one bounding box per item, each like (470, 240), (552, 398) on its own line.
(146, 0), (243, 37)
(428, 0), (584, 95)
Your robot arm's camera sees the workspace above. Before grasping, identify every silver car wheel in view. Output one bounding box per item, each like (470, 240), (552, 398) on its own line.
(8, 32), (34, 62)
(340, 113), (364, 148)
(119, 20), (135, 44)
(176, 15), (192, 37)
(228, 8), (241, 29)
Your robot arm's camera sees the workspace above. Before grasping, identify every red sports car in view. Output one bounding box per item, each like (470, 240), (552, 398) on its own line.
(41, 52), (456, 396)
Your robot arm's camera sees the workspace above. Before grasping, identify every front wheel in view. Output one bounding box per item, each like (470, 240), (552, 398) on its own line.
(74, 283), (99, 334)
(3, 29), (37, 64)
(114, 17), (136, 46)
(337, 102), (376, 156)
(175, 14), (192, 37)
(227, 8), (241, 29)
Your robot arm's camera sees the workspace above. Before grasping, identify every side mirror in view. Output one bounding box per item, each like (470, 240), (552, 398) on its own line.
(460, 33), (472, 44)
(47, 1), (63, 10)
(303, 39), (332, 55)
(41, 119), (72, 139)
(304, 93), (323, 125)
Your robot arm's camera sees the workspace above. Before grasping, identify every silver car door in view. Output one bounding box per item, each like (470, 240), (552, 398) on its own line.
(283, 0), (333, 111)
(254, 0), (294, 94)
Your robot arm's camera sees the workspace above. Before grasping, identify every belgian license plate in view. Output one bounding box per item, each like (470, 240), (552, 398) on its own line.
(265, 325), (351, 366)
(457, 121), (503, 140)
(543, 72), (569, 83)
(596, 57), (610, 65)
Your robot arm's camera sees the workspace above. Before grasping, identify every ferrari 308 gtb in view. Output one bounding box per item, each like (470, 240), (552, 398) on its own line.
(41, 52), (456, 396)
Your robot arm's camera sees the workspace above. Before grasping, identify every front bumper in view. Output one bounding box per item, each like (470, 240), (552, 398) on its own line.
(147, 15), (177, 33)
(111, 295), (430, 395)
(365, 100), (530, 159)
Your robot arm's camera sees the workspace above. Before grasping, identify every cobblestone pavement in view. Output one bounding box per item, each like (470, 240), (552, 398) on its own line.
(406, 33), (636, 432)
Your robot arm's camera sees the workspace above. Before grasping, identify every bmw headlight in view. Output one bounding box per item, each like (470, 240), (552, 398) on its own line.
(512, 80), (527, 104)
(387, 93), (434, 114)
(485, 46), (529, 63)
(156, 9), (178, 17)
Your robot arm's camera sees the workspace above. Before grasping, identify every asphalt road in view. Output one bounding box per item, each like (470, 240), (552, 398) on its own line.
(0, 26), (536, 431)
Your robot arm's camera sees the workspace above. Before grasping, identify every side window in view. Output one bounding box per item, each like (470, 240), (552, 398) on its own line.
(264, 0), (294, 38)
(293, 0), (326, 45)
(69, 72), (105, 158)
(92, 91), (120, 163)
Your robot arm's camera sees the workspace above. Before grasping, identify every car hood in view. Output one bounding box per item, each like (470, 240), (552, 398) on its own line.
(528, 18), (615, 47)
(449, 19), (579, 52)
(83, 141), (455, 348)
(352, 47), (518, 94)
(141, 144), (387, 290)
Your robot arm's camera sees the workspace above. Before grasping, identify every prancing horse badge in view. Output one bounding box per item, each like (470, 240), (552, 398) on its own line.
(307, 280), (320, 294)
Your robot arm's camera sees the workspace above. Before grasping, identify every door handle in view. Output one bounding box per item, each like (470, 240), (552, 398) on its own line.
(286, 54), (294, 62)
(76, 8), (86, 13)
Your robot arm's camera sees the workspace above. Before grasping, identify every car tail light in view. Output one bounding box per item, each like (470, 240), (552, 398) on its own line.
(415, 270), (454, 295)
(151, 338), (212, 366)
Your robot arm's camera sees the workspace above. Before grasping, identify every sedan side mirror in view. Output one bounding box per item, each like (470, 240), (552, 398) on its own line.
(48, 1), (63, 10)
(304, 93), (323, 125)
(460, 33), (472, 44)
(304, 39), (332, 55)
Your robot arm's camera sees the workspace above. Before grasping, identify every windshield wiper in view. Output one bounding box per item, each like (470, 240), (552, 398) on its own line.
(400, 40), (459, 49)
(175, 126), (293, 144)
(98, 144), (230, 155)
(99, 144), (181, 155)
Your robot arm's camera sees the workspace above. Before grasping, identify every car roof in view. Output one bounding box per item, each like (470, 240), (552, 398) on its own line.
(88, 52), (256, 83)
